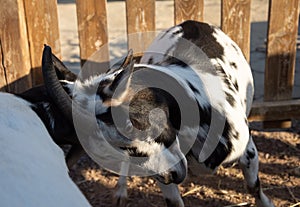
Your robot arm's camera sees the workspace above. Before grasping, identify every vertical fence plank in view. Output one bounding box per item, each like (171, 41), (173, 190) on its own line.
(263, 0), (299, 128)
(221, 0), (251, 62)
(76, 0), (109, 66)
(23, 0), (61, 86)
(0, 0), (32, 93)
(126, 0), (155, 54)
(174, 0), (204, 25)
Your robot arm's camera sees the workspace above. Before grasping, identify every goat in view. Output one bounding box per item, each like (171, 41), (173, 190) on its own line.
(16, 50), (133, 169)
(42, 20), (274, 207)
(0, 92), (91, 207)
(15, 55), (84, 168)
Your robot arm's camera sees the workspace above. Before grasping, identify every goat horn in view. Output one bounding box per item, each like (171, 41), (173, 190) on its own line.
(42, 45), (132, 146)
(42, 45), (133, 175)
(42, 45), (96, 136)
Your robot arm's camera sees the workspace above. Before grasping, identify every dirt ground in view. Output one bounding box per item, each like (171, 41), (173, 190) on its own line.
(69, 121), (300, 207)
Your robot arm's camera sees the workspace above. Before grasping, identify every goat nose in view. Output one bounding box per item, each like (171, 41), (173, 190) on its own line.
(170, 170), (186, 184)
(170, 158), (187, 184)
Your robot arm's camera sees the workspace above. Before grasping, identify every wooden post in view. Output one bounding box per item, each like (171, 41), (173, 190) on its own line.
(126, 0), (155, 55)
(249, 99), (300, 122)
(174, 0), (204, 25)
(23, 0), (61, 86)
(264, 0), (299, 128)
(221, 0), (251, 62)
(0, 0), (32, 93)
(76, 0), (109, 66)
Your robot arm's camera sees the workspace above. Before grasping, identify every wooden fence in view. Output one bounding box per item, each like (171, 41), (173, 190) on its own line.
(0, 0), (299, 127)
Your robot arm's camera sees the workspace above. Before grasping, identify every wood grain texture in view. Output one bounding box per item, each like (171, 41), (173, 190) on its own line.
(126, 0), (155, 54)
(221, 0), (251, 61)
(0, 0), (32, 93)
(23, 0), (61, 85)
(264, 0), (299, 101)
(249, 99), (300, 122)
(174, 0), (204, 25)
(76, 0), (109, 66)
(263, 0), (299, 128)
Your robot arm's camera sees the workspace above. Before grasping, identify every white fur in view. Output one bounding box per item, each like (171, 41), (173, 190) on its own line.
(132, 137), (186, 175)
(73, 71), (124, 115)
(136, 21), (272, 207)
(72, 21), (272, 207)
(0, 93), (90, 207)
(135, 60), (250, 164)
(139, 23), (252, 164)
(211, 27), (254, 116)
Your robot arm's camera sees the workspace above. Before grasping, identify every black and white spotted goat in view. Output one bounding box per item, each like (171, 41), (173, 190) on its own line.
(42, 20), (274, 207)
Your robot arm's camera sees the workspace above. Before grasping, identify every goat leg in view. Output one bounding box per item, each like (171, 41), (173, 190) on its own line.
(239, 136), (275, 207)
(113, 161), (129, 207)
(157, 182), (184, 207)
(66, 145), (85, 168)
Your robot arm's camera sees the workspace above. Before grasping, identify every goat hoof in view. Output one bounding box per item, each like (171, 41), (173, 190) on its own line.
(113, 187), (128, 207)
(113, 195), (127, 207)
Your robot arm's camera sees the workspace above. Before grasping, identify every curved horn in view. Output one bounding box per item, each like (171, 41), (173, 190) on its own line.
(42, 45), (73, 123)
(43, 45), (134, 147)
(42, 45), (95, 135)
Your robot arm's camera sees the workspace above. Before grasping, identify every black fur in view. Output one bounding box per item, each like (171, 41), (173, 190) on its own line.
(230, 62), (238, 69)
(120, 146), (148, 157)
(225, 91), (236, 107)
(187, 81), (200, 94)
(203, 120), (235, 170)
(179, 20), (225, 60)
(15, 53), (84, 168)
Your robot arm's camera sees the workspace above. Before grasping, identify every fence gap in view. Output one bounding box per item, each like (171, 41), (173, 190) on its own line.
(23, 0), (61, 86)
(221, 0), (251, 62)
(174, 0), (204, 25)
(0, 40), (7, 91)
(0, 0), (32, 93)
(126, 0), (155, 55)
(263, 0), (299, 128)
(76, 0), (109, 67)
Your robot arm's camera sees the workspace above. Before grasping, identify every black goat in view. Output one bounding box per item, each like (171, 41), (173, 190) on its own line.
(15, 54), (84, 167)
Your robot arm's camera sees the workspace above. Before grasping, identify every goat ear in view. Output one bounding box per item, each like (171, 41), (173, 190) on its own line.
(110, 50), (134, 91)
(121, 49), (134, 69)
(52, 53), (77, 81)
(103, 56), (135, 107)
(110, 49), (134, 72)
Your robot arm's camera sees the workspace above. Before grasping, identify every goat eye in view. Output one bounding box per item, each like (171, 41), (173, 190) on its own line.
(96, 109), (113, 125)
